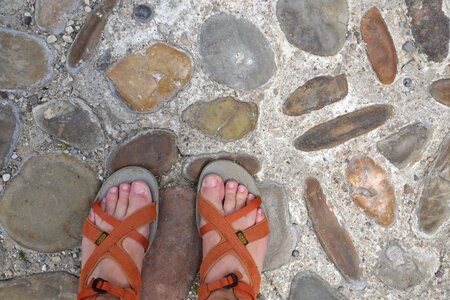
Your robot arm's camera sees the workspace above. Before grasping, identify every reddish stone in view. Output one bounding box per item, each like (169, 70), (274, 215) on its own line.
(430, 78), (450, 107)
(360, 7), (398, 84)
(141, 186), (201, 300)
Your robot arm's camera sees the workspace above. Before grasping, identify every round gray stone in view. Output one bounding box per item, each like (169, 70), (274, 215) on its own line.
(199, 14), (276, 90)
(289, 271), (347, 300)
(0, 99), (21, 169)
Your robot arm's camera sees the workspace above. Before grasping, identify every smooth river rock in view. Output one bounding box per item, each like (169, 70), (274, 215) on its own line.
(377, 121), (431, 169)
(430, 78), (450, 107)
(360, 7), (398, 85)
(304, 177), (363, 289)
(0, 100), (21, 169)
(294, 104), (393, 151)
(199, 14), (276, 90)
(183, 97), (258, 141)
(35, 0), (81, 34)
(276, 0), (349, 56)
(67, 0), (119, 72)
(0, 28), (53, 91)
(283, 74), (348, 116)
(182, 152), (260, 182)
(406, 0), (449, 62)
(33, 97), (104, 150)
(260, 182), (297, 271)
(0, 272), (78, 299)
(106, 129), (177, 176)
(141, 186), (201, 299)
(416, 134), (450, 235)
(0, 154), (99, 252)
(346, 156), (396, 227)
(107, 43), (192, 112)
(289, 271), (347, 300)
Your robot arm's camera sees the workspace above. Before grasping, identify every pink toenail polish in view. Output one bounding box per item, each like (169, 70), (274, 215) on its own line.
(204, 177), (217, 187)
(121, 184), (130, 191)
(110, 187), (118, 193)
(227, 181), (236, 189)
(238, 185), (246, 192)
(132, 183), (147, 195)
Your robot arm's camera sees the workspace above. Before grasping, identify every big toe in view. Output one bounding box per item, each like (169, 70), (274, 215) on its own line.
(128, 181), (152, 214)
(200, 174), (225, 224)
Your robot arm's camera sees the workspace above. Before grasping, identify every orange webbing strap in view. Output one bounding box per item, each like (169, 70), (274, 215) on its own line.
(197, 194), (269, 300)
(78, 201), (156, 300)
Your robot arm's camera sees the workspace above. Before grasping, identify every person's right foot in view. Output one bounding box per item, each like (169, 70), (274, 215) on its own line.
(199, 174), (268, 299)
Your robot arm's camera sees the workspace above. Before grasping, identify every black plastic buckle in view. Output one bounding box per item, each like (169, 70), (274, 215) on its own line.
(223, 273), (239, 289)
(92, 278), (108, 294)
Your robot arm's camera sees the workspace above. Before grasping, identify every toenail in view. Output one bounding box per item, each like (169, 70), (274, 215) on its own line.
(238, 185), (246, 193)
(120, 184), (130, 191)
(132, 183), (147, 195)
(110, 187), (118, 193)
(227, 181), (236, 189)
(204, 176), (217, 187)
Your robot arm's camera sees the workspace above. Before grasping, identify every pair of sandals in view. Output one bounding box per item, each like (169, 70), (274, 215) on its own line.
(77, 160), (270, 300)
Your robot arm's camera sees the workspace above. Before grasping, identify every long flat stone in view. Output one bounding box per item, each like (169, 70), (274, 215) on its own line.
(0, 154), (99, 252)
(406, 0), (449, 62)
(183, 97), (258, 141)
(346, 156), (396, 227)
(283, 74), (348, 116)
(276, 0), (349, 56)
(182, 152), (261, 182)
(304, 177), (363, 289)
(0, 99), (21, 169)
(294, 104), (393, 151)
(0, 272), (78, 299)
(0, 28), (53, 91)
(199, 14), (276, 90)
(260, 182), (297, 271)
(416, 134), (450, 235)
(430, 78), (450, 107)
(141, 186), (201, 300)
(35, 0), (81, 34)
(106, 129), (177, 176)
(33, 97), (104, 150)
(106, 43), (192, 112)
(289, 271), (347, 300)
(67, 0), (119, 72)
(377, 121), (431, 169)
(360, 7), (398, 85)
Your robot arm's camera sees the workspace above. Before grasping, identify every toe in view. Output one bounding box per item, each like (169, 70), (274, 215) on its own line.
(236, 185), (248, 210)
(245, 194), (258, 224)
(128, 181), (152, 214)
(224, 180), (238, 215)
(115, 183), (130, 219)
(200, 174), (225, 216)
(105, 186), (119, 216)
(255, 207), (265, 223)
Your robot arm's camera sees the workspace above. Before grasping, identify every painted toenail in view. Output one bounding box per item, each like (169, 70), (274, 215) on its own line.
(120, 184), (130, 191)
(132, 183), (147, 195)
(110, 187), (118, 193)
(227, 181), (236, 189)
(238, 185), (246, 192)
(204, 176), (217, 187)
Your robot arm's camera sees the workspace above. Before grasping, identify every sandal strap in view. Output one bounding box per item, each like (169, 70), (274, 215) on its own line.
(78, 278), (137, 300)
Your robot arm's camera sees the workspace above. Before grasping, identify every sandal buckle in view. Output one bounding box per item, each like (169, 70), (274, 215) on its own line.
(95, 232), (109, 245)
(223, 273), (239, 289)
(236, 231), (248, 245)
(92, 277), (108, 294)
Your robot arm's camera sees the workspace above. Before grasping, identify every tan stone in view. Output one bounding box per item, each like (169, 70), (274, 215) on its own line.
(106, 43), (192, 112)
(182, 97), (258, 141)
(35, 0), (80, 34)
(346, 156), (396, 227)
(430, 78), (450, 107)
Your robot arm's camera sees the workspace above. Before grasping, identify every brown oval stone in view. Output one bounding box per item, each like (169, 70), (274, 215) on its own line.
(346, 156), (396, 227)
(430, 78), (450, 107)
(35, 0), (80, 35)
(106, 129), (178, 176)
(283, 74), (348, 116)
(182, 152), (260, 182)
(294, 104), (393, 151)
(106, 43), (192, 112)
(304, 177), (363, 289)
(360, 7), (398, 85)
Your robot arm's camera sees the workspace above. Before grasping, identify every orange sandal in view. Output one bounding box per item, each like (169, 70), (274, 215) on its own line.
(77, 167), (159, 300)
(196, 161), (270, 300)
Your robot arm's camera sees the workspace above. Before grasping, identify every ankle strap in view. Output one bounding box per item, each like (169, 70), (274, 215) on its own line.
(78, 277), (137, 300)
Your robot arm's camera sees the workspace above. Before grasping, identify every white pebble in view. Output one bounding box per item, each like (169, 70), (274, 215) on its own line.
(41, 264), (47, 272)
(2, 174), (11, 182)
(84, 0), (90, 5)
(84, 6), (92, 13)
(65, 26), (74, 34)
(62, 35), (73, 43)
(51, 256), (61, 263)
(66, 20), (75, 26)
(11, 153), (18, 159)
(24, 12), (31, 17)
(46, 35), (57, 43)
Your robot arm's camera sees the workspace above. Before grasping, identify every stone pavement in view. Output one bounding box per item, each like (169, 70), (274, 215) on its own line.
(0, 0), (449, 299)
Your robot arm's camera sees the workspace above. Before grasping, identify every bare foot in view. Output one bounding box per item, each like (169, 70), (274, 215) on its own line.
(199, 174), (268, 299)
(80, 181), (153, 300)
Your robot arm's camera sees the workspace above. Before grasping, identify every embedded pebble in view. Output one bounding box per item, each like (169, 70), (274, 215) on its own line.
(183, 96), (258, 141)
(0, 100), (21, 169)
(199, 14), (276, 90)
(35, 0), (81, 34)
(276, 0), (349, 56)
(430, 78), (450, 107)
(46, 35), (57, 43)
(289, 271), (347, 300)
(402, 41), (415, 53)
(133, 4), (153, 22)
(2, 174), (10, 182)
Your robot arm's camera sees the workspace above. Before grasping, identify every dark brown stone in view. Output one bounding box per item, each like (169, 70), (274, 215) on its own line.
(294, 104), (393, 151)
(66, 0), (119, 72)
(106, 129), (177, 176)
(283, 74), (348, 116)
(430, 78), (450, 107)
(416, 134), (450, 234)
(0, 100), (21, 169)
(141, 186), (201, 300)
(304, 177), (363, 289)
(360, 7), (398, 85)
(406, 0), (449, 62)
(182, 152), (260, 182)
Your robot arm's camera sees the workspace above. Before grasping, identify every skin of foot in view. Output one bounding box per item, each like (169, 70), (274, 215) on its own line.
(80, 180), (153, 300)
(200, 174), (269, 300)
